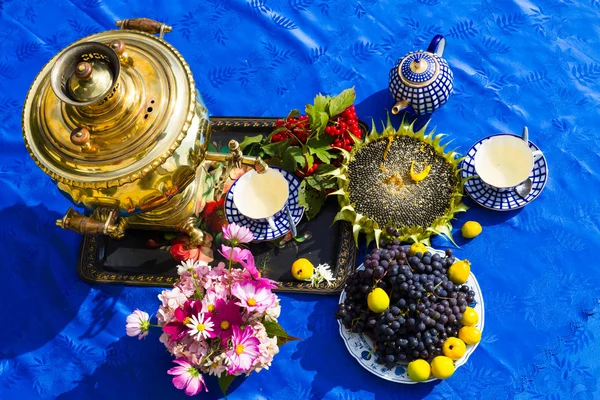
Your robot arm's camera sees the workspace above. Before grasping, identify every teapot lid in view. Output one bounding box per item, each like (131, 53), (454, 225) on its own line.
(399, 52), (439, 87)
(22, 24), (201, 189)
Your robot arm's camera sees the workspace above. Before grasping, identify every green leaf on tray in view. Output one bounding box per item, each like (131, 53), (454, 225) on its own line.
(218, 374), (237, 397)
(313, 147), (334, 163)
(239, 134), (263, 151)
(314, 164), (337, 174)
(306, 136), (333, 149)
(286, 108), (301, 120)
(263, 320), (300, 347)
(329, 87), (356, 117)
(283, 146), (305, 170)
(298, 180), (326, 220)
(262, 139), (291, 157)
(306, 174), (337, 190)
(243, 143), (263, 157)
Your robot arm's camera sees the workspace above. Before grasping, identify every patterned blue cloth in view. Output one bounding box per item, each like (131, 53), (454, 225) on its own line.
(1, 1), (599, 399)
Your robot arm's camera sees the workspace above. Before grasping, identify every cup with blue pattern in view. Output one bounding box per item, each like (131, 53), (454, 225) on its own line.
(232, 168), (289, 231)
(474, 134), (544, 192)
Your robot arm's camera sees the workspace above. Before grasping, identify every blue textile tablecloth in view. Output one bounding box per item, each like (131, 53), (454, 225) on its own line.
(1, 1), (600, 399)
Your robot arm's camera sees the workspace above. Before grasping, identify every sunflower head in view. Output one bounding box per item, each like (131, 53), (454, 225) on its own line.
(328, 116), (468, 247)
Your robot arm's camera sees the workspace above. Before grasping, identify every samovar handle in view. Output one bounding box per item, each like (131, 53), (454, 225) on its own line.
(116, 18), (172, 39)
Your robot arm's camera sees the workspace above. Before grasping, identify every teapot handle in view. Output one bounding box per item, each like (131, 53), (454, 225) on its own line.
(427, 35), (446, 57)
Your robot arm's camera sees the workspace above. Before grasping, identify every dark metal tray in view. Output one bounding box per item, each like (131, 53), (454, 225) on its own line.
(77, 117), (358, 294)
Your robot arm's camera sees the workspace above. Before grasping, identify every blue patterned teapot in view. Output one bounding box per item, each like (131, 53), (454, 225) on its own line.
(389, 35), (453, 115)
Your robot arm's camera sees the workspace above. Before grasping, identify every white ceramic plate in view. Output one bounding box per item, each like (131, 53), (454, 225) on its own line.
(338, 248), (484, 384)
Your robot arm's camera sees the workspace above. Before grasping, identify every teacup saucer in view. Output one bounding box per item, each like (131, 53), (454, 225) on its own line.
(461, 134), (548, 211)
(224, 167), (304, 241)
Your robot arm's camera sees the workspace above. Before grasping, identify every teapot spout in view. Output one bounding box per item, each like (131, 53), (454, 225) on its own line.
(392, 100), (410, 115)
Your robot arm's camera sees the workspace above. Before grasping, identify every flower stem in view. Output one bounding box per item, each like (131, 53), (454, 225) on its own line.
(227, 256), (233, 296)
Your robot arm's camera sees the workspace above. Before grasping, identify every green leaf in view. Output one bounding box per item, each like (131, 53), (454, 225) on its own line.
(286, 109), (300, 119)
(329, 87), (356, 117)
(306, 174), (336, 190)
(313, 147), (334, 163)
(306, 105), (329, 136)
(306, 136), (333, 150)
(239, 134), (264, 151)
(262, 139), (291, 157)
(313, 93), (329, 114)
(218, 374), (237, 397)
(263, 320), (301, 346)
(283, 146), (305, 170)
(215, 232), (224, 248)
(164, 233), (178, 240)
(314, 163), (337, 175)
(244, 142), (263, 157)
(298, 180), (326, 220)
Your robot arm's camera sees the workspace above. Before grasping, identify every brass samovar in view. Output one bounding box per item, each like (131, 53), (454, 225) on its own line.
(22, 18), (266, 246)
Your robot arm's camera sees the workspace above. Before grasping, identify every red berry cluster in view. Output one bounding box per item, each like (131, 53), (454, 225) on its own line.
(271, 115), (309, 144)
(296, 162), (319, 178)
(324, 105), (361, 152)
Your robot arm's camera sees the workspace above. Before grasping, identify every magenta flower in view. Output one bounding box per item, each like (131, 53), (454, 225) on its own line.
(226, 325), (261, 374)
(222, 223), (254, 245)
(126, 309), (150, 340)
(239, 254), (277, 289)
(232, 281), (276, 314)
(163, 300), (203, 343)
(219, 244), (251, 264)
(213, 299), (243, 339)
(167, 358), (208, 396)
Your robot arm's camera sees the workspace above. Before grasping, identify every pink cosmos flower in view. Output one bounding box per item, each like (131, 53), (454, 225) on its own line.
(163, 301), (203, 343)
(226, 325), (261, 374)
(167, 358), (208, 396)
(213, 299), (243, 339)
(222, 223), (254, 245)
(219, 244), (251, 264)
(201, 290), (221, 314)
(239, 253), (277, 289)
(232, 281), (276, 314)
(158, 287), (188, 310)
(125, 309), (150, 340)
(186, 313), (215, 340)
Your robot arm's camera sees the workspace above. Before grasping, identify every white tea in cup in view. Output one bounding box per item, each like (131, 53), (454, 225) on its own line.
(233, 169), (289, 230)
(474, 135), (539, 189)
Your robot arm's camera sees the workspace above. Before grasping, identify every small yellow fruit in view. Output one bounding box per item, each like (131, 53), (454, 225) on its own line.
(291, 258), (314, 281)
(410, 161), (432, 183)
(367, 288), (390, 313)
(448, 259), (471, 285)
(430, 356), (455, 379)
(459, 326), (482, 345)
(461, 221), (482, 239)
(460, 307), (478, 326)
(442, 337), (466, 360)
(407, 359), (431, 382)
(409, 242), (428, 256)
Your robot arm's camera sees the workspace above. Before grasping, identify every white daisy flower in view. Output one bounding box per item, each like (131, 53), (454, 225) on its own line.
(177, 259), (202, 276)
(311, 263), (335, 286)
(186, 313), (215, 341)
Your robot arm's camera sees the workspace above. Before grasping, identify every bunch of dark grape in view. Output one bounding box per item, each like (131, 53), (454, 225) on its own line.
(335, 227), (476, 369)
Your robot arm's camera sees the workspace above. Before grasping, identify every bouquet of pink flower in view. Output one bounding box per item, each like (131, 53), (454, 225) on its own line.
(126, 223), (297, 396)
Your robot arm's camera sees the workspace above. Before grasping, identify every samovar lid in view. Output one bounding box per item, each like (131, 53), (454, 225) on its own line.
(22, 20), (201, 189)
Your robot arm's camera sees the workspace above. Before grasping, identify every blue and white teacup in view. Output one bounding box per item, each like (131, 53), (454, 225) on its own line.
(232, 168), (289, 231)
(474, 134), (543, 192)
